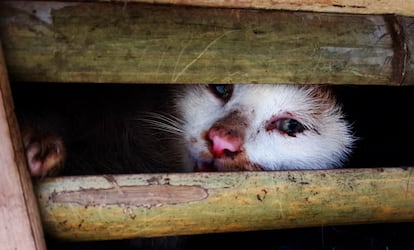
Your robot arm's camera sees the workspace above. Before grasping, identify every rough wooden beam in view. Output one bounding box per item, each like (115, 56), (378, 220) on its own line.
(400, 16), (414, 84)
(12, 0), (414, 17)
(130, 0), (414, 17)
(0, 2), (413, 85)
(0, 41), (46, 250)
(35, 168), (414, 241)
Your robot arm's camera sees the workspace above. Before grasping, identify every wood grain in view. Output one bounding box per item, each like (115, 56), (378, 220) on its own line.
(0, 41), (46, 250)
(14, 0), (414, 16)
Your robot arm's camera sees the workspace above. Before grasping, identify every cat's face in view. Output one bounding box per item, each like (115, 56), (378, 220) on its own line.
(175, 84), (354, 172)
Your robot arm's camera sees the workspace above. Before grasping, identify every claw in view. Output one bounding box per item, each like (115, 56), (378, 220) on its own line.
(22, 127), (65, 177)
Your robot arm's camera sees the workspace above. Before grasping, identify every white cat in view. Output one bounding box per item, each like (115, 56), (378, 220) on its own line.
(174, 84), (355, 171)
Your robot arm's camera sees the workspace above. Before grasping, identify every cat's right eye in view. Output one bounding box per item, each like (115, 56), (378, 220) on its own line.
(209, 84), (234, 103)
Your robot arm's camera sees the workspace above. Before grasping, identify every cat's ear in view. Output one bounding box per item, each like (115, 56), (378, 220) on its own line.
(303, 85), (338, 116)
(21, 127), (65, 177)
(306, 85), (335, 102)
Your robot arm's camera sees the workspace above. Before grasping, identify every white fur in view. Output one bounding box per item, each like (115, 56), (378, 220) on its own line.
(174, 84), (355, 171)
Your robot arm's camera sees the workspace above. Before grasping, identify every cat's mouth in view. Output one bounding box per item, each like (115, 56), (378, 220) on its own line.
(194, 159), (264, 172)
(194, 161), (218, 172)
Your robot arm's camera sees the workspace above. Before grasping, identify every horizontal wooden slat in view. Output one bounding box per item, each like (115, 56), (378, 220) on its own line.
(0, 2), (413, 85)
(12, 0), (414, 17)
(35, 168), (414, 241)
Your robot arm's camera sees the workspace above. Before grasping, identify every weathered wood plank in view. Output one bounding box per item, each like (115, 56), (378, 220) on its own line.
(399, 16), (414, 84)
(0, 2), (412, 85)
(126, 0), (414, 17)
(35, 168), (414, 241)
(0, 41), (46, 250)
(16, 0), (414, 17)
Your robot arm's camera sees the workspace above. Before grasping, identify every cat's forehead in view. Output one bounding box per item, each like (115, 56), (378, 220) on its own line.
(235, 84), (311, 99)
(178, 84), (332, 121)
(230, 84), (320, 110)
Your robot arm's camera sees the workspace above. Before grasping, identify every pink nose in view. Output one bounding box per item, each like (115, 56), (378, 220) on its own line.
(208, 127), (243, 158)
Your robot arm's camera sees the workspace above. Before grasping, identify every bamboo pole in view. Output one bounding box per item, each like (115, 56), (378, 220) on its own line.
(0, 42), (46, 250)
(35, 168), (414, 241)
(0, 1), (413, 85)
(11, 0), (414, 17)
(133, 0), (414, 17)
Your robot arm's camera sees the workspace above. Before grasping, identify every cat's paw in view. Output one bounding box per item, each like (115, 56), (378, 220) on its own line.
(21, 127), (65, 177)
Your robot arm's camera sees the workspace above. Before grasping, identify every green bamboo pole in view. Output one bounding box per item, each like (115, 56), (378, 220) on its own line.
(35, 168), (414, 241)
(0, 2), (413, 85)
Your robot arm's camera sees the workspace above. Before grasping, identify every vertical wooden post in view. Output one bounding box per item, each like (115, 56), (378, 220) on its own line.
(0, 41), (46, 250)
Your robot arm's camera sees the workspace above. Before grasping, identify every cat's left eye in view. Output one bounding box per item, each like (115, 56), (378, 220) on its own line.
(209, 84), (234, 103)
(266, 117), (305, 137)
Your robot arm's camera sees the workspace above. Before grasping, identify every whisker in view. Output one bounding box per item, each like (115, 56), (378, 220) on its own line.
(135, 112), (184, 136)
(139, 119), (183, 135)
(152, 113), (185, 124)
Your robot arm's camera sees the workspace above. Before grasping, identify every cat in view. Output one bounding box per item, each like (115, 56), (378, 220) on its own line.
(14, 83), (354, 177)
(175, 84), (354, 172)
